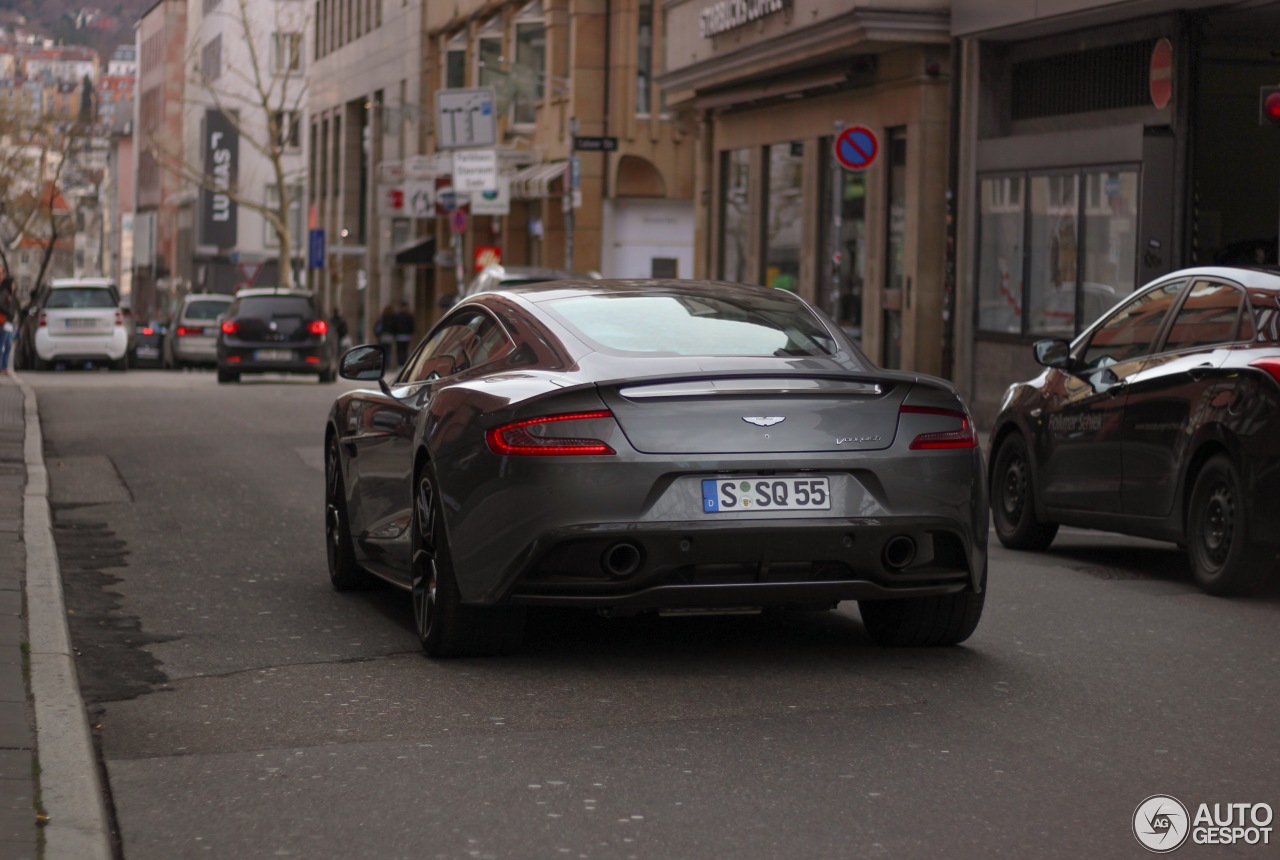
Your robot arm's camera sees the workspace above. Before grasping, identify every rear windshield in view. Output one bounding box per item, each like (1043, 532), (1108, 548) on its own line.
(544, 292), (853, 362)
(235, 296), (314, 318)
(185, 299), (232, 320)
(45, 288), (116, 310)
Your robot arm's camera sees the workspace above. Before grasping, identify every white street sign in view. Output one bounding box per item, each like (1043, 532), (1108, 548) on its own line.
(404, 180), (436, 218)
(405, 153), (451, 179)
(454, 150), (498, 192)
(436, 88), (497, 150)
(470, 176), (510, 216)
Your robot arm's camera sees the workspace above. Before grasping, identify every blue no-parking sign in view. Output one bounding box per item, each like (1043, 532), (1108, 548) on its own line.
(834, 126), (879, 171)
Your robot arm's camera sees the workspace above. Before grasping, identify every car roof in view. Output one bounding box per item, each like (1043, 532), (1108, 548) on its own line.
(480, 278), (784, 303)
(234, 287), (315, 299)
(1159, 266), (1280, 290)
(182, 292), (233, 302)
(50, 277), (115, 289)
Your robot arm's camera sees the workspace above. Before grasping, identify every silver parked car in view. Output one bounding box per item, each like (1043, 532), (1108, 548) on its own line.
(164, 292), (234, 369)
(325, 279), (988, 658)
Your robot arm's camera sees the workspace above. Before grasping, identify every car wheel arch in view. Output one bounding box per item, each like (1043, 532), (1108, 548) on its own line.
(1178, 433), (1242, 533)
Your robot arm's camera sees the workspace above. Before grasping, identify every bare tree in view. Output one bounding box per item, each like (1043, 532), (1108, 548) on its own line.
(0, 107), (89, 306)
(147, 0), (308, 287)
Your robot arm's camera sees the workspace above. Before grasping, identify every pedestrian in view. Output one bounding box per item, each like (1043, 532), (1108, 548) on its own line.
(375, 304), (395, 364)
(0, 277), (14, 374)
(330, 307), (351, 351)
(392, 301), (415, 367)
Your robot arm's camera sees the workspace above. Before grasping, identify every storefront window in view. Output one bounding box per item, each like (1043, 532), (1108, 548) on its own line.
(976, 176), (1024, 334)
(1027, 173), (1079, 337)
(978, 166), (1138, 338)
(763, 142), (803, 291)
(819, 140), (866, 342)
(1081, 169), (1139, 328)
(719, 149), (751, 283)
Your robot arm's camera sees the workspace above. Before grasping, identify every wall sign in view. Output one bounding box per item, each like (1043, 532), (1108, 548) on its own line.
(202, 109), (238, 248)
(699, 0), (788, 39)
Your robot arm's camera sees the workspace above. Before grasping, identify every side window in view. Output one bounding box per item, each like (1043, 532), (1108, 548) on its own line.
(1161, 280), (1246, 352)
(403, 310), (507, 383)
(1080, 280), (1184, 369)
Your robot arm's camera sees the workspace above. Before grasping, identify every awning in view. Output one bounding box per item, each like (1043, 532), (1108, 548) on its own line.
(393, 236), (436, 266)
(511, 162), (567, 200)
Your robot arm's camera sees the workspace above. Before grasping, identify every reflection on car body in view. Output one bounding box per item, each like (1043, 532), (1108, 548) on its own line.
(989, 266), (1280, 595)
(324, 279), (989, 658)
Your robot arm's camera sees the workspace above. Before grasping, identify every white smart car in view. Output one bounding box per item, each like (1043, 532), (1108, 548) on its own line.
(33, 278), (130, 371)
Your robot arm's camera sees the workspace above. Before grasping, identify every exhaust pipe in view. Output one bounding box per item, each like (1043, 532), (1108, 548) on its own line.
(882, 535), (918, 571)
(601, 542), (642, 578)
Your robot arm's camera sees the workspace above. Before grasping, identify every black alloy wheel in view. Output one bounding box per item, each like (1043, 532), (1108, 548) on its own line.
(1187, 455), (1265, 596)
(325, 438), (371, 590)
(411, 466), (525, 658)
(990, 433), (1058, 551)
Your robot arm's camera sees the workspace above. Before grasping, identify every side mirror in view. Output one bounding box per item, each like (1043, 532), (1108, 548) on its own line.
(340, 345), (386, 380)
(1033, 339), (1073, 370)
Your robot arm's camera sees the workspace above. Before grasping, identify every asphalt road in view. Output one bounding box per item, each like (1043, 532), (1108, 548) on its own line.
(29, 369), (1280, 860)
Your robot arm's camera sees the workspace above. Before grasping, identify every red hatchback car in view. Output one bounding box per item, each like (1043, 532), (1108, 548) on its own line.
(988, 266), (1280, 595)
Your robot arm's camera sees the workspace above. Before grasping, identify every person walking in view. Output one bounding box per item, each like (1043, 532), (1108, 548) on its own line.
(375, 304), (395, 364)
(0, 277), (14, 374)
(392, 301), (415, 367)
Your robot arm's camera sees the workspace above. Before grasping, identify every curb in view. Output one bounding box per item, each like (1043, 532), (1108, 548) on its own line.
(13, 372), (113, 860)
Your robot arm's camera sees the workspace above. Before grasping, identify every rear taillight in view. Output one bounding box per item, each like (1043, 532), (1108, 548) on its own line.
(177, 326), (203, 336)
(113, 311), (124, 327)
(38, 312), (47, 328)
(220, 320), (239, 335)
(307, 319), (328, 336)
(1249, 357), (1280, 386)
(142, 327), (155, 336)
(486, 410), (617, 456)
(900, 405), (978, 450)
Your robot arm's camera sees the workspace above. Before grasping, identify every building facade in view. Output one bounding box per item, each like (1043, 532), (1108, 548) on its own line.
(135, 0), (188, 321)
(660, 0), (952, 373)
(952, 0), (1280, 421)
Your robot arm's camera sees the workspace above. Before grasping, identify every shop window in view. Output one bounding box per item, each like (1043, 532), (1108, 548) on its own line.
(977, 166), (1139, 338)
(719, 149), (751, 283)
(763, 142), (803, 291)
(1081, 169), (1139, 328)
(819, 140), (867, 343)
(511, 2), (545, 125)
(1027, 173), (1079, 337)
(977, 176), (1025, 334)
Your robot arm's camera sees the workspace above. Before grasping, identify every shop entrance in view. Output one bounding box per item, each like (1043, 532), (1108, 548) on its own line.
(1191, 5), (1280, 266)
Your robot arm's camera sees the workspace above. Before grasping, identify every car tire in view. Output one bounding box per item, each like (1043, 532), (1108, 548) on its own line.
(325, 438), (373, 590)
(319, 365), (337, 384)
(411, 466), (525, 658)
(859, 565), (986, 647)
(110, 357), (128, 372)
(33, 356), (49, 372)
(216, 367), (239, 384)
(990, 433), (1058, 551)
(1186, 455), (1267, 596)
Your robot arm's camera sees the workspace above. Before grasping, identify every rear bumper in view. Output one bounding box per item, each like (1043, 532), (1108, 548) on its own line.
(499, 516), (979, 609)
(173, 336), (218, 363)
(35, 330), (128, 361)
(219, 343), (332, 374)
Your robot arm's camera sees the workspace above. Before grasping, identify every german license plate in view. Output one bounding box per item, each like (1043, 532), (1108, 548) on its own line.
(65, 318), (95, 329)
(136, 347), (159, 358)
(701, 477), (831, 514)
(255, 349), (293, 361)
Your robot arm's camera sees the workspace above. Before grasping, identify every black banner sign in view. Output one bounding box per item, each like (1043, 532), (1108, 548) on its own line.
(202, 109), (238, 248)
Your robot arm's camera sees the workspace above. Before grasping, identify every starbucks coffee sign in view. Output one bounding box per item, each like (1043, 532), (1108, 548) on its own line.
(699, 0), (788, 38)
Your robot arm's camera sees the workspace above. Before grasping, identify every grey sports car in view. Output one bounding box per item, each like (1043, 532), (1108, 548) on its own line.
(325, 280), (988, 657)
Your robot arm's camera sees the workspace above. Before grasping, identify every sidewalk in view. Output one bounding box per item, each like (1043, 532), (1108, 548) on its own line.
(0, 373), (112, 860)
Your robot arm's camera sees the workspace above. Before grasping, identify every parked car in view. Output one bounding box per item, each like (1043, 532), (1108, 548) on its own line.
(988, 265), (1280, 595)
(22, 278), (129, 371)
(131, 322), (167, 368)
(325, 279), (988, 658)
(165, 292), (233, 369)
(215, 288), (338, 384)
(440, 264), (601, 308)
